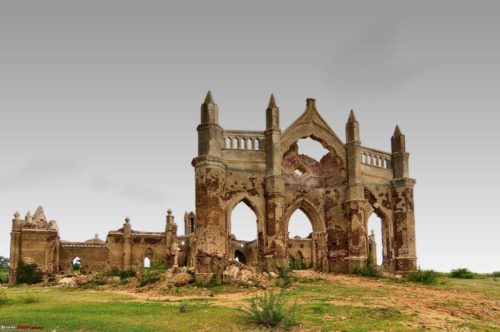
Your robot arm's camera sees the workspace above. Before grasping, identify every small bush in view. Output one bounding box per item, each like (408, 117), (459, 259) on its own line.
(492, 271), (500, 280)
(18, 292), (41, 304)
(289, 257), (310, 271)
(139, 270), (162, 287)
(16, 262), (43, 285)
(240, 290), (297, 329)
(178, 300), (189, 313)
(450, 268), (475, 279)
(149, 261), (169, 272)
(276, 266), (292, 288)
(353, 255), (380, 278)
(407, 269), (439, 285)
(109, 268), (136, 280)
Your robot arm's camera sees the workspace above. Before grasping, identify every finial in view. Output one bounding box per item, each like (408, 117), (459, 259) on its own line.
(306, 98), (316, 111)
(204, 90), (215, 104)
(167, 209), (172, 216)
(26, 211), (32, 220)
(14, 211), (20, 219)
(95, 233), (99, 239)
(394, 125), (402, 136)
(370, 229), (375, 236)
(268, 94), (277, 108)
(348, 110), (357, 122)
(125, 216), (130, 223)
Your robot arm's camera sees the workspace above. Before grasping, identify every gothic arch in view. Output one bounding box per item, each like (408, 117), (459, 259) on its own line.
(284, 197), (326, 235)
(225, 193), (265, 239)
(364, 188), (394, 269)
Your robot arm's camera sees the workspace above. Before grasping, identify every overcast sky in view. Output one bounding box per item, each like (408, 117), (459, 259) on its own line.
(1, 1), (499, 272)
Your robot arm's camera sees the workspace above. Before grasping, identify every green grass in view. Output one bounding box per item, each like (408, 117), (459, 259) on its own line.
(0, 276), (498, 331)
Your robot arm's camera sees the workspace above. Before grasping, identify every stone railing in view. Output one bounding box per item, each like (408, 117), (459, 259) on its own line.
(223, 130), (266, 151)
(360, 146), (392, 169)
(61, 242), (107, 248)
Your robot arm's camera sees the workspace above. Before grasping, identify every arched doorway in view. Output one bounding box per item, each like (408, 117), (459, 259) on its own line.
(144, 248), (154, 269)
(234, 249), (247, 264)
(288, 208), (313, 238)
(285, 199), (327, 271)
(227, 197), (262, 265)
(367, 213), (383, 266)
(72, 257), (81, 272)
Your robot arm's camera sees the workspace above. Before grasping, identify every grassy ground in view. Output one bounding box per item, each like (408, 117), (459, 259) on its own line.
(0, 272), (498, 331)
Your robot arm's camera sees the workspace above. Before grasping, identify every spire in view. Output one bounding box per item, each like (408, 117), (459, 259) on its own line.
(268, 94), (277, 108)
(266, 94), (280, 129)
(204, 90), (215, 104)
(394, 125), (402, 136)
(348, 110), (357, 122)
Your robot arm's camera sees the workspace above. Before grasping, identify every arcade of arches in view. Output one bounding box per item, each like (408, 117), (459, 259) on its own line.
(9, 93), (416, 285)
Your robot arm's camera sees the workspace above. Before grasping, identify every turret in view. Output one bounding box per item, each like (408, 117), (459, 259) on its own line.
(391, 125), (409, 178)
(345, 110), (363, 202)
(123, 216), (132, 269)
(266, 94), (282, 177)
(266, 94), (279, 130)
(198, 91), (223, 157)
(9, 211), (22, 284)
(166, 209), (173, 251)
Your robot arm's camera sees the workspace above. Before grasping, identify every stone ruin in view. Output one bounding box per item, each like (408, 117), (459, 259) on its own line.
(9, 92), (416, 284)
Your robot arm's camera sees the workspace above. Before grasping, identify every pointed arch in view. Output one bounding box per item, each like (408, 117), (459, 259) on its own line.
(284, 197), (326, 235)
(225, 193), (265, 241)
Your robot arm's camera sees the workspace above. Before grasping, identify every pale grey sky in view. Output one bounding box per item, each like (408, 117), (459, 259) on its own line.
(1, 1), (499, 272)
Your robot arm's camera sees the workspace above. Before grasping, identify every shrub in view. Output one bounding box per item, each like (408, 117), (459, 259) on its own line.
(289, 257), (310, 271)
(407, 269), (439, 285)
(276, 266), (292, 288)
(178, 300), (189, 313)
(109, 268), (136, 280)
(450, 268), (475, 279)
(353, 255), (380, 278)
(139, 270), (162, 287)
(492, 271), (500, 280)
(149, 261), (169, 272)
(16, 262), (43, 285)
(240, 290), (297, 329)
(18, 292), (41, 304)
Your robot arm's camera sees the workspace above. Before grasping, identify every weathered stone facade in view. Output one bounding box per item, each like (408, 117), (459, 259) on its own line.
(9, 92), (416, 284)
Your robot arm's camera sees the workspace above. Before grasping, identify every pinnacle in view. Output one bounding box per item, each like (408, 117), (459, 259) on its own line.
(394, 125), (402, 136)
(268, 94), (277, 108)
(348, 110), (357, 122)
(306, 98), (316, 111)
(204, 90), (215, 104)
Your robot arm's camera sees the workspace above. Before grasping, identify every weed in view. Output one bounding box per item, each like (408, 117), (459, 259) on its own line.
(178, 300), (189, 313)
(276, 266), (292, 288)
(239, 290), (297, 330)
(139, 270), (162, 287)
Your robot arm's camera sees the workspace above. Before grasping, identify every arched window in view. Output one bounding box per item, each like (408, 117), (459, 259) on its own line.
(235, 250), (247, 264)
(367, 213), (383, 266)
(288, 209), (313, 238)
(230, 201), (257, 241)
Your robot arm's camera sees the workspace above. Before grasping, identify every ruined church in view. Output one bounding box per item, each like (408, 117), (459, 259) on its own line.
(9, 92), (416, 284)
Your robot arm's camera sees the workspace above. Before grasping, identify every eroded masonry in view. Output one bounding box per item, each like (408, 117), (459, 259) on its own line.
(9, 93), (416, 284)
